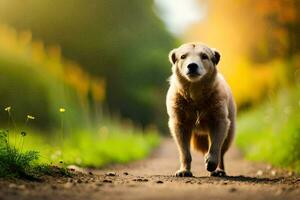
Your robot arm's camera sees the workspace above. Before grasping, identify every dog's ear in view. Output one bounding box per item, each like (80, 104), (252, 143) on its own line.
(211, 48), (221, 65)
(168, 49), (177, 64)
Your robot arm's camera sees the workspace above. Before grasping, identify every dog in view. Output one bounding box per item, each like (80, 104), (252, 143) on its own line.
(166, 43), (236, 177)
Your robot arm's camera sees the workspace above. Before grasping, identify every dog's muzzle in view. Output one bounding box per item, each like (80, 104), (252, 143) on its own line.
(186, 63), (200, 75)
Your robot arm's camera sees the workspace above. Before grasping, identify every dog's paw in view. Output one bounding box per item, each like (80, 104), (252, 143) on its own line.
(175, 169), (193, 177)
(210, 169), (226, 177)
(205, 154), (218, 172)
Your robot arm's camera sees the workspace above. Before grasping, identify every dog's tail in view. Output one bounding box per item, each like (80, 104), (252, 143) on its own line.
(191, 131), (209, 154)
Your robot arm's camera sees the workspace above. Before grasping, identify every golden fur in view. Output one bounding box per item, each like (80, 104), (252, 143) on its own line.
(166, 43), (236, 177)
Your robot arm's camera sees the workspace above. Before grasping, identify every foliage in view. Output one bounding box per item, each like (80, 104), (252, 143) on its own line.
(0, 0), (177, 130)
(237, 87), (300, 173)
(0, 24), (105, 130)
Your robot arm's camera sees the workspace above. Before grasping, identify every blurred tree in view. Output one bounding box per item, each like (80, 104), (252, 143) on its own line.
(186, 0), (300, 109)
(0, 24), (99, 130)
(0, 0), (176, 130)
(249, 0), (300, 81)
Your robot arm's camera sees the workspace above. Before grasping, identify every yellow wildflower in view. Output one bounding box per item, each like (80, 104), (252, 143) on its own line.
(59, 108), (66, 113)
(4, 106), (11, 112)
(27, 115), (35, 120)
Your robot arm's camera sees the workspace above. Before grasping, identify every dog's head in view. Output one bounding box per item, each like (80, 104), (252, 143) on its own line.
(169, 43), (220, 82)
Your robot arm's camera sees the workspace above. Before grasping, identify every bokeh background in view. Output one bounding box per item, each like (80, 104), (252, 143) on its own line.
(0, 0), (299, 171)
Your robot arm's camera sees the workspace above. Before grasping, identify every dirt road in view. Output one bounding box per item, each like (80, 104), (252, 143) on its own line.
(1, 138), (299, 200)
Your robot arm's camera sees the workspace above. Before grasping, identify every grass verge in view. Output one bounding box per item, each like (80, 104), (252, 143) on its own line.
(237, 87), (300, 173)
(0, 121), (160, 179)
(23, 124), (160, 167)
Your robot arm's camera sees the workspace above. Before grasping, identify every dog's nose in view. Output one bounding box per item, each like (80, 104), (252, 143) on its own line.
(187, 63), (198, 73)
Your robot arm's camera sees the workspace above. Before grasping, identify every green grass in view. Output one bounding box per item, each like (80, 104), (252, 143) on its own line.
(237, 87), (300, 173)
(0, 130), (39, 178)
(0, 120), (160, 179)
(21, 123), (160, 167)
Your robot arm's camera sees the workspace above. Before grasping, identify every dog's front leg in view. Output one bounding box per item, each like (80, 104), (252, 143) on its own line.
(206, 118), (229, 173)
(169, 119), (193, 177)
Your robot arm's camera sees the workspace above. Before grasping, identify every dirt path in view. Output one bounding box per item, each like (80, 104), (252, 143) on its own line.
(1, 138), (299, 200)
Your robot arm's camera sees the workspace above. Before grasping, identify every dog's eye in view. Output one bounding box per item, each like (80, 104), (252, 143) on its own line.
(180, 54), (187, 59)
(200, 53), (209, 60)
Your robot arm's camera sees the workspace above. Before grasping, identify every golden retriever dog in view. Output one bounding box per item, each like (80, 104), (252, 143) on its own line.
(166, 43), (236, 177)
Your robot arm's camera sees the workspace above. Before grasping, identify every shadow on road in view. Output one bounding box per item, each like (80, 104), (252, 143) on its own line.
(212, 175), (283, 184)
(149, 174), (288, 184)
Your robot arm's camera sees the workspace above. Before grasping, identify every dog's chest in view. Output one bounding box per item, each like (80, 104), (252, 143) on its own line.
(183, 93), (210, 127)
